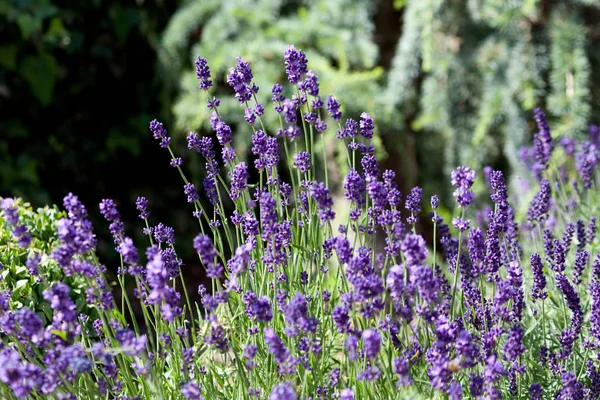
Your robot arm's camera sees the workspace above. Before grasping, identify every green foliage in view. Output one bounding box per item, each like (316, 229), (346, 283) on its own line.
(385, 0), (600, 182)
(159, 0), (383, 142)
(0, 198), (96, 325)
(0, 0), (173, 206)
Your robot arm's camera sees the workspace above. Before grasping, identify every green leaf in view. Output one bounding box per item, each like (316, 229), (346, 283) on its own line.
(51, 329), (68, 341)
(15, 265), (27, 275)
(35, 3), (58, 20)
(0, 45), (18, 70)
(110, 6), (140, 42)
(394, 0), (407, 10)
(20, 55), (57, 106)
(112, 309), (127, 325)
(45, 17), (69, 45)
(13, 279), (29, 297)
(16, 13), (41, 39)
(290, 242), (310, 253)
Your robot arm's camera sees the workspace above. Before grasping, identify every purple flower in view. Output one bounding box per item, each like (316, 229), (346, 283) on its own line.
(243, 291), (273, 323)
(527, 179), (551, 224)
(339, 388), (354, 400)
(357, 365), (381, 381)
(338, 118), (359, 139)
(575, 140), (599, 189)
(182, 381), (204, 400)
(215, 121), (233, 145)
(299, 70), (319, 96)
(361, 154), (379, 180)
(592, 260), (600, 343)
(264, 327), (291, 365)
(556, 273), (583, 346)
(227, 57), (254, 103)
(402, 234), (428, 268)
(170, 157), (182, 167)
(284, 45), (308, 84)
(188, 134), (215, 159)
(310, 182), (335, 223)
(431, 195), (440, 210)
(285, 293), (318, 334)
(115, 328), (147, 356)
(136, 197), (150, 219)
(315, 118), (327, 132)
(456, 330), (478, 368)
(405, 187), (422, 224)
(503, 325), (525, 362)
(332, 305), (351, 333)
(576, 219), (587, 251)
(452, 217), (470, 231)
(269, 383), (296, 400)
(272, 84), (284, 103)
(326, 95), (342, 121)
(530, 253), (547, 300)
(451, 166), (476, 207)
(25, 252), (41, 276)
(362, 329), (381, 360)
(183, 183), (199, 203)
(99, 199), (120, 222)
(204, 96), (220, 109)
(150, 119), (167, 140)
(193, 234), (218, 266)
(15, 308), (42, 342)
(393, 357), (413, 386)
(244, 108), (256, 124)
(230, 162), (248, 201)
(367, 180), (387, 211)
(359, 112), (374, 139)
(557, 371), (584, 399)
(195, 56), (212, 90)
(532, 108), (554, 180)
(573, 250), (588, 285)
(0, 347), (41, 397)
(589, 217), (597, 243)
(242, 344), (258, 370)
(343, 169), (365, 203)
(561, 136), (577, 155)
(203, 176), (218, 205)
(484, 355), (506, 386)
(282, 99), (297, 124)
(448, 381), (462, 400)
(43, 282), (77, 324)
(260, 191), (278, 238)
(149, 119), (171, 148)
(529, 383), (542, 400)
(153, 223), (175, 245)
(1, 198), (19, 226)
(293, 152), (311, 173)
(118, 237), (138, 265)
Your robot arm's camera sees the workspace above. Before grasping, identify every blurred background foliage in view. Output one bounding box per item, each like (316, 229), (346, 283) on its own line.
(2, 0), (600, 262)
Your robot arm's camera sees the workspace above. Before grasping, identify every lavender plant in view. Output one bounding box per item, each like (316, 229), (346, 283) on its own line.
(1, 46), (600, 399)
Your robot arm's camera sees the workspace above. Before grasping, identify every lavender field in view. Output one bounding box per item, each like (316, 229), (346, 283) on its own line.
(1, 43), (600, 399)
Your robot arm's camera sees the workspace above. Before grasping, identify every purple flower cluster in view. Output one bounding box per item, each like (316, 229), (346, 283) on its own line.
(4, 45), (600, 400)
(575, 140), (599, 189)
(527, 179), (551, 224)
(1, 198), (32, 248)
(149, 119), (171, 148)
(451, 166), (476, 207)
(532, 107), (554, 180)
(284, 45), (308, 84)
(227, 57), (256, 103)
(195, 56), (213, 90)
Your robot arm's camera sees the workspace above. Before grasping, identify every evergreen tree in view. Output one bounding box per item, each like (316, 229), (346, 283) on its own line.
(385, 0), (600, 183)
